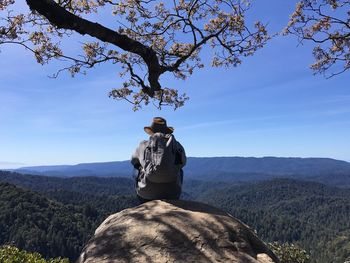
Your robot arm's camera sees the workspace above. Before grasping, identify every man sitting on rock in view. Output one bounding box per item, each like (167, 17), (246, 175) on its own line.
(131, 117), (186, 203)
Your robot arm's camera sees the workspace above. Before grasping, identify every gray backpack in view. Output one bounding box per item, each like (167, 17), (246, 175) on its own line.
(143, 132), (180, 183)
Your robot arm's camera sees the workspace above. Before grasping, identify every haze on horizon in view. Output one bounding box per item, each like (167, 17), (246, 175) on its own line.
(1, 0), (350, 169)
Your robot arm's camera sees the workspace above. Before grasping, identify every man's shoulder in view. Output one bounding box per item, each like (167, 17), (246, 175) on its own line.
(132, 140), (149, 160)
(137, 140), (149, 149)
(176, 140), (185, 149)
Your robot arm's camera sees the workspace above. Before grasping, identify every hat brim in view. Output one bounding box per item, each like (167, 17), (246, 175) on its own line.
(144, 126), (174, 135)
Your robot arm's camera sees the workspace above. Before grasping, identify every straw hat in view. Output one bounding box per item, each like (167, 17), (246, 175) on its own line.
(144, 117), (174, 135)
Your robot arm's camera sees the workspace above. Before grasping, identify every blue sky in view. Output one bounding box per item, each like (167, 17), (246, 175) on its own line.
(0, 1), (349, 168)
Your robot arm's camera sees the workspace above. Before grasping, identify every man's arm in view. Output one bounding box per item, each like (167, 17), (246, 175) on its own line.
(131, 147), (141, 169)
(131, 140), (148, 169)
(176, 142), (187, 168)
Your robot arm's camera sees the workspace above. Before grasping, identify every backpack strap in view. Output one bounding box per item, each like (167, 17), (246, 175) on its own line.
(166, 134), (176, 155)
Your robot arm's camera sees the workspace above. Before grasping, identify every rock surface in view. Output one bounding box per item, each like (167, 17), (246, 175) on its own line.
(77, 200), (279, 263)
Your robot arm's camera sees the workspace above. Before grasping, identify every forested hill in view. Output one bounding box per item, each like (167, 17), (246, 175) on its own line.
(197, 179), (350, 263)
(1, 170), (350, 262)
(0, 170), (134, 196)
(0, 181), (137, 261)
(0, 181), (98, 261)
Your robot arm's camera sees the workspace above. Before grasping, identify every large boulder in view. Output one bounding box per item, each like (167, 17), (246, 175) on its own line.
(77, 200), (279, 263)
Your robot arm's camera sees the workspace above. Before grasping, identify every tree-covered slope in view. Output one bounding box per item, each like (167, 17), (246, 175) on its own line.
(197, 179), (350, 263)
(1, 170), (350, 262)
(0, 170), (232, 201)
(0, 182), (137, 261)
(0, 171), (134, 196)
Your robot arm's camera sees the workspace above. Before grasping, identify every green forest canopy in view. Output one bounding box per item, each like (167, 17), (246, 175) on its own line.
(0, 170), (350, 263)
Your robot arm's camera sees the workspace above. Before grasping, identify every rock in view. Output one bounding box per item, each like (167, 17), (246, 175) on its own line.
(77, 200), (279, 263)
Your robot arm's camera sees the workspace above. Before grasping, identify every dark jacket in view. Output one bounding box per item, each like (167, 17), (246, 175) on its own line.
(131, 137), (186, 200)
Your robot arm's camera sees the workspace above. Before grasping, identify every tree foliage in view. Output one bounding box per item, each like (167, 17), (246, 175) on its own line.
(285, 0), (350, 77)
(0, 245), (68, 263)
(0, 0), (269, 110)
(269, 242), (311, 263)
(0, 1), (349, 109)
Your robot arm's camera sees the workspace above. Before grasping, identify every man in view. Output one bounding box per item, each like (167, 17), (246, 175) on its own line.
(131, 117), (186, 203)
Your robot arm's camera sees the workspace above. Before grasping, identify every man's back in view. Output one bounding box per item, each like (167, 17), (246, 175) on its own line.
(131, 117), (186, 201)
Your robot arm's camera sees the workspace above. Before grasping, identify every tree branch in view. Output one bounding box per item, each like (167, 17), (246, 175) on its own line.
(25, 0), (162, 96)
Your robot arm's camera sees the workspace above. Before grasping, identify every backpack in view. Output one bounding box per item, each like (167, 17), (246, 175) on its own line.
(143, 132), (181, 183)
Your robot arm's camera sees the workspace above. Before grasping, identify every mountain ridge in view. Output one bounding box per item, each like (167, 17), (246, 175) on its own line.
(6, 157), (350, 188)
(11, 156), (350, 176)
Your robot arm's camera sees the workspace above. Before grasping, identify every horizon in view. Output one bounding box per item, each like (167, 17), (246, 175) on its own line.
(1, 0), (350, 168)
(2, 155), (350, 170)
